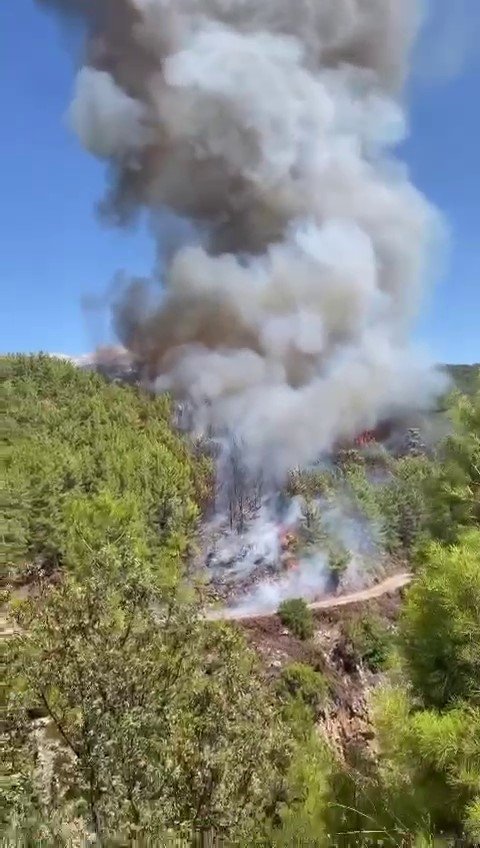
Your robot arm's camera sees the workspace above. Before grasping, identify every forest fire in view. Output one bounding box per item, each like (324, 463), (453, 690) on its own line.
(354, 430), (378, 448)
(41, 0), (444, 486)
(279, 529), (296, 553)
(41, 0), (446, 614)
(10, 0), (478, 836)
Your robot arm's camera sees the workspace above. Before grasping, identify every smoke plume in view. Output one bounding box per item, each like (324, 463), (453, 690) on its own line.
(39, 0), (445, 476)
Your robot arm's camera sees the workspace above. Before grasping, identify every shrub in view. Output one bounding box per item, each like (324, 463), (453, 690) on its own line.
(344, 613), (392, 672)
(277, 662), (328, 714)
(278, 598), (314, 640)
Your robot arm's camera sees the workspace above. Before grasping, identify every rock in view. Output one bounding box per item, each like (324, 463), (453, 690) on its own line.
(350, 698), (365, 718)
(361, 728), (375, 741)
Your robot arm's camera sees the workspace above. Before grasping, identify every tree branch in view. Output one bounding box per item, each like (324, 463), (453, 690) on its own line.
(38, 689), (81, 759)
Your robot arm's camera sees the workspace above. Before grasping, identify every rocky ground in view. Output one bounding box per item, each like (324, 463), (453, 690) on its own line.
(239, 584), (407, 759)
(2, 560), (409, 777)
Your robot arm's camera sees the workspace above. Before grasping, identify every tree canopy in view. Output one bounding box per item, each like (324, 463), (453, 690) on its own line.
(2, 354), (212, 585)
(4, 551), (289, 844)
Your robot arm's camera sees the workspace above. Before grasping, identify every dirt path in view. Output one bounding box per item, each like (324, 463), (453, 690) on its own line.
(2, 573), (412, 634)
(309, 572), (412, 610)
(207, 572), (412, 622)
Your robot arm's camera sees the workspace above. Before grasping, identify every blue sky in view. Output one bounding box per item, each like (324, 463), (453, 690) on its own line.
(1, 0), (479, 363)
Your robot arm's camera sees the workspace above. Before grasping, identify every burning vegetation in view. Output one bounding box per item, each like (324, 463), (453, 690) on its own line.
(3, 354), (480, 843)
(3, 0), (480, 838)
(39, 0), (446, 461)
(33, 0), (453, 613)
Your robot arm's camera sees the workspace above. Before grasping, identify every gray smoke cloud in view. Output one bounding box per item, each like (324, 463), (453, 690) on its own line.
(39, 0), (446, 476)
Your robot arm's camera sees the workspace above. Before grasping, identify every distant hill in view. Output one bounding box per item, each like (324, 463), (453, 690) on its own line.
(444, 363), (480, 396)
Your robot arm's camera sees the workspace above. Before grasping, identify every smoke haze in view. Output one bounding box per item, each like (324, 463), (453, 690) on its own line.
(38, 0), (446, 477)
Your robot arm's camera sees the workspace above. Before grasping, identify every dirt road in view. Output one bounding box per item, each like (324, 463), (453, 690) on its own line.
(2, 573), (412, 635)
(207, 572), (412, 622)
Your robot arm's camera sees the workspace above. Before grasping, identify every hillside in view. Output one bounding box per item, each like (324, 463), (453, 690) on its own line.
(2, 353), (212, 584)
(3, 354), (480, 845)
(445, 362), (480, 395)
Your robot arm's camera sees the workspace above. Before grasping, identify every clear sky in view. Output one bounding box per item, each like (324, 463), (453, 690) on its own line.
(1, 0), (479, 363)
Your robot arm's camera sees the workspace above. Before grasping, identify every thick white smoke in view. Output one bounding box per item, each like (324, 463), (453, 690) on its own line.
(39, 0), (446, 477)
(204, 495), (377, 615)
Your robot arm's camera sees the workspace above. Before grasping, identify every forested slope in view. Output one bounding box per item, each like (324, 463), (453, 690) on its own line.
(2, 353), (211, 585)
(2, 354), (480, 845)
(445, 363), (480, 396)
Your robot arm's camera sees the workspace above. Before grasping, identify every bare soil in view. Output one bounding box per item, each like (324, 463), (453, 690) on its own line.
(238, 575), (410, 758)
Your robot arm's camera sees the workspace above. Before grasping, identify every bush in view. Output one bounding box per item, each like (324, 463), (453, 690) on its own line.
(277, 662), (328, 714)
(278, 598), (314, 640)
(344, 613), (392, 672)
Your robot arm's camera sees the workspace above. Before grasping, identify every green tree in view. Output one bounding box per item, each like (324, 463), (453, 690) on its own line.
(4, 554), (289, 844)
(344, 457), (433, 555)
(269, 734), (333, 847)
(370, 685), (480, 838)
(286, 467), (337, 501)
(425, 387), (480, 543)
(399, 531), (480, 708)
(2, 354), (212, 582)
(276, 662), (329, 741)
(444, 364), (480, 398)
(297, 500), (349, 589)
(344, 612), (392, 673)
(379, 456), (432, 554)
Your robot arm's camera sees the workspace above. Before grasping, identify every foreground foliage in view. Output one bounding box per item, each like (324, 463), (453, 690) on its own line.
(3, 553), (289, 843)
(426, 387), (480, 542)
(399, 531), (480, 708)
